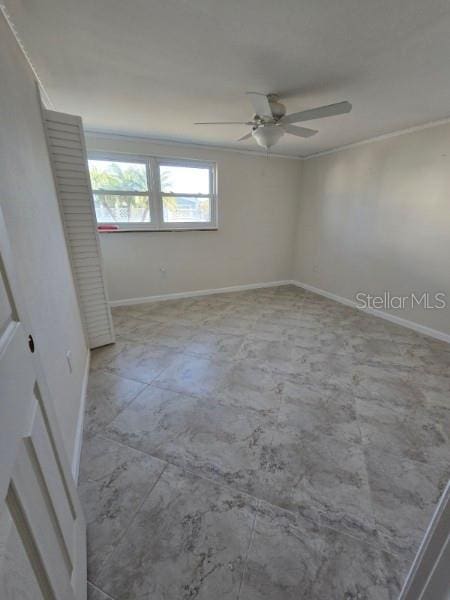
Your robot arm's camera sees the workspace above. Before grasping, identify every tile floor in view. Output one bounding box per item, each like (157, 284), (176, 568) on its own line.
(79, 285), (450, 600)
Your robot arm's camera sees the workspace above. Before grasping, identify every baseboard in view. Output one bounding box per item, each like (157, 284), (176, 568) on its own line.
(294, 281), (450, 344)
(71, 350), (90, 483)
(108, 278), (449, 343)
(109, 280), (294, 307)
(295, 281), (357, 309)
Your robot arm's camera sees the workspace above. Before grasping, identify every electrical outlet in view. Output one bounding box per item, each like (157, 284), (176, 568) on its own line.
(66, 350), (73, 374)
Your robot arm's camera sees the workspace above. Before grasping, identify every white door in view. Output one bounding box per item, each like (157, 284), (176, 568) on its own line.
(0, 207), (86, 599)
(400, 482), (450, 600)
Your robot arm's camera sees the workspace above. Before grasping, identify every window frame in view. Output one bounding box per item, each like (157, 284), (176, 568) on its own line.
(88, 152), (218, 232)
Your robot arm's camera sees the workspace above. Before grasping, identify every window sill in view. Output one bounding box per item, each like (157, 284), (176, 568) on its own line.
(97, 227), (218, 233)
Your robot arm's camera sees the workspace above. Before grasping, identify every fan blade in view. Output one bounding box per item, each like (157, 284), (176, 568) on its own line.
(246, 92), (273, 118)
(283, 101), (352, 124)
(237, 132), (253, 142)
(283, 124), (318, 138)
(194, 121), (252, 125)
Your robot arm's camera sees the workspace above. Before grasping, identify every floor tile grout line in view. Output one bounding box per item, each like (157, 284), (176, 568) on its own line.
(85, 372), (152, 439)
(87, 580), (116, 600)
(236, 499), (259, 600)
(95, 430), (386, 552)
(347, 398), (382, 554)
(90, 367), (152, 388)
(116, 375), (440, 476)
(93, 460), (170, 587)
(97, 352), (297, 415)
(93, 338), (246, 386)
(94, 325), (445, 479)
(112, 325), (378, 362)
(92, 348), (187, 388)
(353, 403), (448, 472)
(92, 432), (168, 470)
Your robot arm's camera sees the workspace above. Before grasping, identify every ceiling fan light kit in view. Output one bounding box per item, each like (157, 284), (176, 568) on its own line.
(252, 123), (284, 148)
(194, 93), (352, 150)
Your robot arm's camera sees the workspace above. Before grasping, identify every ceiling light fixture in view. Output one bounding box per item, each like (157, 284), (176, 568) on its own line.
(252, 124), (284, 149)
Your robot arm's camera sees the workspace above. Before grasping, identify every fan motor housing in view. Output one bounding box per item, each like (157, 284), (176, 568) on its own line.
(267, 94), (286, 119)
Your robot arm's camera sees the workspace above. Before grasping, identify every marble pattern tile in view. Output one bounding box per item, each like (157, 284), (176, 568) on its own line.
(215, 363), (284, 415)
(364, 446), (449, 564)
(80, 286), (449, 599)
(83, 369), (146, 437)
(183, 330), (245, 360)
(203, 313), (257, 335)
(356, 397), (449, 466)
(110, 313), (154, 342)
(100, 341), (182, 383)
(104, 385), (275, 492)
(278, 379), (361, 444)
(235, 338), (298, 375)
(351, 364), (428, 411)
(153, 352), (234, 397)
(94, 464), (257, 600)
(241, 501), (392, 600)
(290, 348), (356, 390)
(349, 335), (409, 367)
(255, 429), (378, 541)
(381, 549), (413, 600)
(89, 341), (126, 371)
(396, 339), (450, 374)
(78, 436), (166, 578)
(87, 582), (112, 600)
(126, 322), (198, 349)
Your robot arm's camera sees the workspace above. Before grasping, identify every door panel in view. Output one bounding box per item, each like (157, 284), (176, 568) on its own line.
(28, 406), (76, 564)
(0, 206), (86, 599)
(13, 430), (75, 599)
(0, 274), (12, 335)
(0, 322), (35, 501)
(0, 505), (45, 600)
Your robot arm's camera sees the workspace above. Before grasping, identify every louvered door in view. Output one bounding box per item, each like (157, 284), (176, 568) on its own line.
(43, 110), (115, 349)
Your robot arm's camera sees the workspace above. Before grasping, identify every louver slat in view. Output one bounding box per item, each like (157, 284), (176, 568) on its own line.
(44, 110), (115, 349)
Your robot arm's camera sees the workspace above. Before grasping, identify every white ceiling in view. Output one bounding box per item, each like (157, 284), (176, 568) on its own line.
(5, 0), (450, 157)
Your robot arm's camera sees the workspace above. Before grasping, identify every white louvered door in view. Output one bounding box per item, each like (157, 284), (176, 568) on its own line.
(43, 110), (115, 349)
(0, 206), (86, 600)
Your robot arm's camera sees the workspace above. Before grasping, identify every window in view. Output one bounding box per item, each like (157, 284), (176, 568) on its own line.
(89, 159), (151, 228)
(88, 155), (217, 231)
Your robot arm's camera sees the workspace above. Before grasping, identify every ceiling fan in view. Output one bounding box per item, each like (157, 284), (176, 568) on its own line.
(194, 93), (352, 149)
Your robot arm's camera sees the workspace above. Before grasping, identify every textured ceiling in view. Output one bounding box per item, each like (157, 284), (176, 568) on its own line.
(4, 0), (450, 156)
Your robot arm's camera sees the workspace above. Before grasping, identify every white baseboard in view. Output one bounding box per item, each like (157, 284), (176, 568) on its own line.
(294, 281), (450, 344)
(295, 281), (356, 309)
(109, 280), (294, 307)
(71, 350), (90, 483)
(108, 278), (449, 344)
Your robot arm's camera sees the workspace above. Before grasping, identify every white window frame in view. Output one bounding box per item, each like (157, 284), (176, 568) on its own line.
(89, 151), (218, 232)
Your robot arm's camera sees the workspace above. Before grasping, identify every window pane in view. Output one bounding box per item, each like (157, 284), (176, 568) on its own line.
(89, 160), (148, 192)
(160, 165), (210, 195)
(162, 196), (211, 223)
(93, 194), (151, 223)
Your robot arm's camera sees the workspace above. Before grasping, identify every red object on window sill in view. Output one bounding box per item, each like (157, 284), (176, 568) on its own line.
(97, 224), (119, 232)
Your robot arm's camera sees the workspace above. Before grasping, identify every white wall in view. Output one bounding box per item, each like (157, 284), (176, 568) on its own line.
(0, 15), (88, 463)
(86, 134), (301, 301)
(293, 124), (450, 336)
